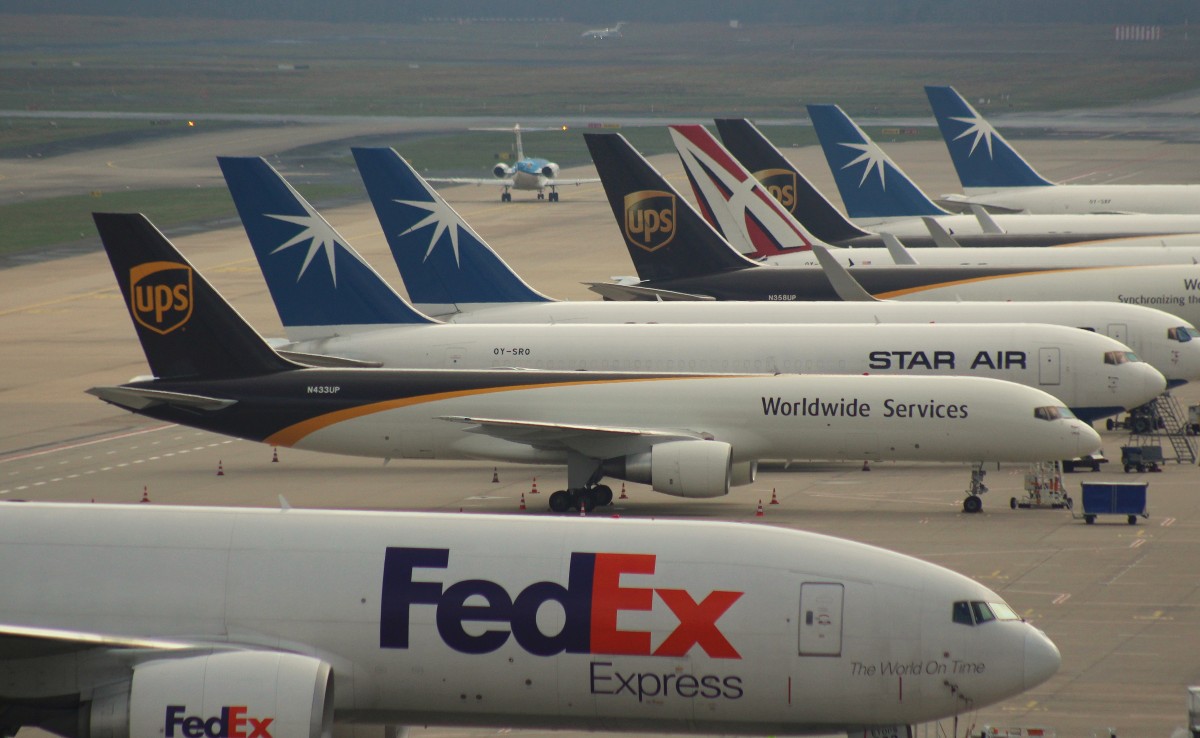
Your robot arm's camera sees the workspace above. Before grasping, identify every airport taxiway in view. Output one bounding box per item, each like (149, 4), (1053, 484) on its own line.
(3, 128), (1200, 738)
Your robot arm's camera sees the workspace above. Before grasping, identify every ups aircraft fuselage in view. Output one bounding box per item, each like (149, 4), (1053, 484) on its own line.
(285, 322), (1167, 423)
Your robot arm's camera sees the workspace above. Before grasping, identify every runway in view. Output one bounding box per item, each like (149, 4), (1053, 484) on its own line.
(3, 124), (1200, 737)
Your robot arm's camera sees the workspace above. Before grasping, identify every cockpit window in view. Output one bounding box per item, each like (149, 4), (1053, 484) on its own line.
(1104, 350), (1142, 365)
(1034, 406), (1075, 421)
(1169, 326), (1199, 343)
(953, 600), (1023, 625)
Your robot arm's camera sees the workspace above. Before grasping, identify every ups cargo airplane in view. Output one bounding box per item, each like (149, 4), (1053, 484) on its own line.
(672, 122), (1200, 269)
(343, 146), (1200, 388)
(583, 132), (1200, 327)
(926, 84), (1200, 215)
(87, 213), (1099, 513)
(218, 155), (1167, 425)
(808, 103), (1200, 235)
(0, 503), (1062, 737)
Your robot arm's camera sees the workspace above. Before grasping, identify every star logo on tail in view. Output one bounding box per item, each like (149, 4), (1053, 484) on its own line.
(838, 141), (889, 190)
(395, 194), (467, 267)
(265, 204), (344, 286)
(949, 114), (998, 159)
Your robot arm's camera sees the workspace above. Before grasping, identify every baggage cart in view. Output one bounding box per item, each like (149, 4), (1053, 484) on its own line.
(1120, 444), (1163, 473)
(1077, 481), (1148, 525)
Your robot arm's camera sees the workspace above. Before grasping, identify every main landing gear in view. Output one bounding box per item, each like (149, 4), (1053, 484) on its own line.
(537, 189), (560, 202)
(548, 484), (613, 513)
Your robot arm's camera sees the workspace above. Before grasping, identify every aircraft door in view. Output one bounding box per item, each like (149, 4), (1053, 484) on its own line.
(1038, 347), (1061, 386)
(798, 582), (844, 656)
(1106, 323), (1128, 345)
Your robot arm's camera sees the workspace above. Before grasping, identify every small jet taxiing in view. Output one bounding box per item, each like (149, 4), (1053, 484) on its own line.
(581, 20), (625, 38)
(926, 84), (1200, 215)
(0, 503), (1062, 737)
(426, 124), (598, 202)
(87, 212), (1099, 512)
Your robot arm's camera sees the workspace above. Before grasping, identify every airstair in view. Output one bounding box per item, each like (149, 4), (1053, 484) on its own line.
(1124, 393), (1196, 465)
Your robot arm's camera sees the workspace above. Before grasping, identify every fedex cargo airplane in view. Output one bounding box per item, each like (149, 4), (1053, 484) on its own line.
(583, 131), (1200, 327)
(346, 145), (1200, 389)
(426, 124), (598, 202)
(218, 155), (1167, 424)
(0, 503), (1062, 736)
(86, 213), (1098, 513)
(927, 84), (1200, 215)
(808, 103), (1200, 235)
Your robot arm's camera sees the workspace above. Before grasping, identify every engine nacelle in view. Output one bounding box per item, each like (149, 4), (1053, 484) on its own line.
(540, 162), (559, 179)
(77, 651), (333, 738)
(493, 163), (512, 178)
(730, 459), (757, 487)
(602, 440), (732, 498)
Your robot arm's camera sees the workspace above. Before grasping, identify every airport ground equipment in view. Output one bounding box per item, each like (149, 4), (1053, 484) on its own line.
(1077, 481), (1149, 524)
(1060, 453), (1106, 473)
(1010, 462), (1071, 510)
(1106, 394), (1197, 464)
(1120, 444), (1164, 473)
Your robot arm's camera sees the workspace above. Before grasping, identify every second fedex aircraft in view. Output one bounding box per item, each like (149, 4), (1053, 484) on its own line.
(341, 145), (1200, 389)
(927, 85), (1200, 215)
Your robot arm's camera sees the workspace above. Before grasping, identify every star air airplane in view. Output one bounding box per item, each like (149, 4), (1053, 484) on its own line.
(343, 145), (1200, 389)
(0, 504), (1061, 738)
(582, 131), (1200, 328)
(426, 124), (598, 202)
(808, 103), (1200, 236)
(927, 84), (1200, 215)
(219, 154), (1166, 434)
(670, 122), (1200, 269)
(88, 212), (1099, 513)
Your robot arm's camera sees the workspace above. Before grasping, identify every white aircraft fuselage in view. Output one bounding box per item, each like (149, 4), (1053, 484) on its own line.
(944, 184), (1200, 216)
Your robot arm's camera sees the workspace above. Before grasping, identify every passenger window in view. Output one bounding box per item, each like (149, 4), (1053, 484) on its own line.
(952, 601), (974, 625)
(971, 602), (996, 624)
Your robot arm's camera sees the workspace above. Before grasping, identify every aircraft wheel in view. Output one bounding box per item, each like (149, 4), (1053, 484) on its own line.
(501, 192), (512, 203)
(548, 490), (570, 513)
(549, 191), (559, 202)
(1085, 514), (1095, 524)
(1010, 497), (1017, 510)
(593, 484), (613, 506)
(962, 496), (983, 514)
(537, 192), (545, 200)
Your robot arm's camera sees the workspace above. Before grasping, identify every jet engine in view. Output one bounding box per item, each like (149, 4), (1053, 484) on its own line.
(540, 163), (559, 179)
(75, 651), (333, 738)
(602, 440), (735, 498)
(492, 164), (513, 178)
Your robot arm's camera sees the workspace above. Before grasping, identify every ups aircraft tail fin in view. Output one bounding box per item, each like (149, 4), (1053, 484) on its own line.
(806, 104), (948, 221)
(218, 156), (433, 341)
(714, 118), (871, 243)
(925, 85), (1053, 190)
(583, 132), (756, 282)
(92, 213), (298, 380)
(351, 147), (551, 316)
(670, 124), (833, 258)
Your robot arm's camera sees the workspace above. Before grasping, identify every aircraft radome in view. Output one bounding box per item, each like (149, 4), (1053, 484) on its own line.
(0, 503), (1062, 736)
(87, 213), (1100, 513)
(339, 147), (1200, 388)
(216, 156), (1167, 425)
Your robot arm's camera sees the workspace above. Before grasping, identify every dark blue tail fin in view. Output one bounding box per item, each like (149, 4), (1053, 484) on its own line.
(351, 147), (551, 316)
(807, 104), (947, 220)
(93, 212), (297, 380)
(583, 132), (755, 282)
(218, 156), (432, 338)
(925, 85), (1053, 190)
(714, 118), (871, 243)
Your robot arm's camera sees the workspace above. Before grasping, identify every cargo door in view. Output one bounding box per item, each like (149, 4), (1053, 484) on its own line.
(1038, 346), (1061, 386)
(798, 582), (844, 656)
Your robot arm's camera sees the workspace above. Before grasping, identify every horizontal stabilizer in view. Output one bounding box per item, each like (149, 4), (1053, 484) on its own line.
(276, 351), (384, 368)
(583, 282), (716, 301)
(85, 386), (237, 412)
(810, 245), (879, 302)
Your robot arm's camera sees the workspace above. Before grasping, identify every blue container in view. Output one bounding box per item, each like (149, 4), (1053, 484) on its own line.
(1080, 482), (1148, 525)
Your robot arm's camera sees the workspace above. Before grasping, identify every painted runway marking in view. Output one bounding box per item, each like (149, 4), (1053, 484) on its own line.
(0, 425), (174, 464)
(1052, 593), (1071, 605)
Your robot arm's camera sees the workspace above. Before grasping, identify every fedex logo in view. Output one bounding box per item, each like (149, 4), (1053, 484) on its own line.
(165, 705), (272, 738)
(380, 548), (743, 659)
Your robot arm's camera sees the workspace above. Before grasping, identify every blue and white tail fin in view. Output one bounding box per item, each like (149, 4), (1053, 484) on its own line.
(217, 156), (434, 342)
(925, 85), (1053, 191)
(351, 147), (552, 316)
(669, 124), (835, 258)
(807, 103), (948, 222)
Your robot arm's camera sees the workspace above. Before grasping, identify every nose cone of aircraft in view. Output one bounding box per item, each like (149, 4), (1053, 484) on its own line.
(1074, 420), (1102, 457)
(1139, 363), (1168, 400)
(1024, 627), (1061, 690)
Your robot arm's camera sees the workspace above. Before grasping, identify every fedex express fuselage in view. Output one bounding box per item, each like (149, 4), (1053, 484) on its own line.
(0, 505), (1062, 735)
(284, 322), (1167, 423)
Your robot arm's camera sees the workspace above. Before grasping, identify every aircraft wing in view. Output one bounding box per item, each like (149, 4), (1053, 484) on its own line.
(582, 282), (716, 301)
(545, 177), (601, 187)
(427, 177), (515, 187)
(438, 415), (707, 459)
(0, 623), (197, 659)
(85, 386), (237, 412)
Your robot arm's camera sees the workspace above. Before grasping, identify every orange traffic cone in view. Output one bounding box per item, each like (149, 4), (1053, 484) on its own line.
(769, 487), (780, 505)
(619, 482), (628, 500)
(755, 500), (764, 517)
(217, 460), (225, 476)
(271, 447), (279, 463)
(519, 493), (526, 511)
(139, 485), (150, 503)
(861, 459), (871, 472)
(530, 477), (539, 494)
(491, 467), (499, 483)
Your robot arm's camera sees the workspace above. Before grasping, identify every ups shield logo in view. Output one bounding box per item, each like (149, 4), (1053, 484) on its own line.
(753, 169), (797, 213)
(624, 190), (676, 252)
(130, 261), (193, 335)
